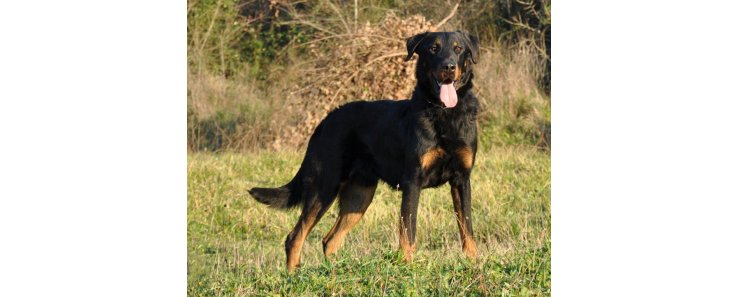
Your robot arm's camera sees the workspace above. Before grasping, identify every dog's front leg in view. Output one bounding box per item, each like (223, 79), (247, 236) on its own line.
(450, 176), (477, 258)
(398, 177), (421, 262)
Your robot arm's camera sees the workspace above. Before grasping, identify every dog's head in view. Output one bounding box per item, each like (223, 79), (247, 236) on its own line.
(405, 31), (479, 108)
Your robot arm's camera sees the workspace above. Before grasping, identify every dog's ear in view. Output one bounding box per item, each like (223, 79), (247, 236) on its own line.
(457, 30), (479, 64)
(405, 32), (429, 61)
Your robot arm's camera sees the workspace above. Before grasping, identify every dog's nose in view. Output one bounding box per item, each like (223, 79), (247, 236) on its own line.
(444, 63), (456, 72)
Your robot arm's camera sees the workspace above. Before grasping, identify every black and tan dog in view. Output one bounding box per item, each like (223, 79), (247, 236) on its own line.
(250, 31), (480, 272)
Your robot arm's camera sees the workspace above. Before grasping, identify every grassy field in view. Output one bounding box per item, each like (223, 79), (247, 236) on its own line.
(188, 146), (550, 296)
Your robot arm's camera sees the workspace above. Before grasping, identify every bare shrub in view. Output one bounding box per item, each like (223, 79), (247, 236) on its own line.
(270, 12), (435, 149)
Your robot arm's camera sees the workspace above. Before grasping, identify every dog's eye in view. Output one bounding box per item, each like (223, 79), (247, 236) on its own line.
(430, 45), (440, 53)
(454, 46), (463, 54)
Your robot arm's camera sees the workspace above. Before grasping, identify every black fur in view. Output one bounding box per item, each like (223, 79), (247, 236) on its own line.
(250, 31), (481, 268)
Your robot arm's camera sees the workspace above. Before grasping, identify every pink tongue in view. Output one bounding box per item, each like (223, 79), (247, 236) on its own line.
(439, 83), (458, 108)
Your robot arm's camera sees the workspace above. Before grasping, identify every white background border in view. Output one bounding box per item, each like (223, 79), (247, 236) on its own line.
(554, 1), (740, 295)
(1, 0), (739, 296)
(0, 0), (186, 296)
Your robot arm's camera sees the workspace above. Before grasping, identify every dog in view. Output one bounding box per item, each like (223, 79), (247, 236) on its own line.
(249, 31), (480, 272)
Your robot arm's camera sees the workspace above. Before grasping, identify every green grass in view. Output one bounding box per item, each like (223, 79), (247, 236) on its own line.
(188, 146), (550, 296)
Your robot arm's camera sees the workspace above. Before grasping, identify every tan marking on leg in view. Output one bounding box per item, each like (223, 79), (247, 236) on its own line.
(322, 184), (376, 258)
(451, 187), (477, 259)
(463, 237), (477, 258)
(398, 220), (417, 262)
(421, 147), (445, 170)
(322, 220), (340, 256)
(323, 213), (364, 257)
(456, 146), (474, 169)
(286, 202), (323, 273)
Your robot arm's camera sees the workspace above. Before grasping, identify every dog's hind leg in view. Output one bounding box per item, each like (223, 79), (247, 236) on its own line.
(284, 183), (337, 273)
(322, 177), (378, 258)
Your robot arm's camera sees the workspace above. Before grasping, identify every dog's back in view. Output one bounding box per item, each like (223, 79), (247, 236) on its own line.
(250, 99), (409, 209)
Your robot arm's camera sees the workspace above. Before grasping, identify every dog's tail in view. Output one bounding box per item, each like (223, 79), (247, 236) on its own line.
(248, 173), (302, 209)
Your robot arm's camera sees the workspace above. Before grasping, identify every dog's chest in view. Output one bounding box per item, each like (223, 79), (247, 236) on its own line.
(415, 109), (476, 187)
(419, 143), (473, 188)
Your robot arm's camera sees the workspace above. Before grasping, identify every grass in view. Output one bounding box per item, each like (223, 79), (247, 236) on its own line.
(187, 146), (550, 296)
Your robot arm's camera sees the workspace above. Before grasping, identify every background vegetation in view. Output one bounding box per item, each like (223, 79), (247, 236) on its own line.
(187, 0), (551, 152)
(188, 0), (550, 295)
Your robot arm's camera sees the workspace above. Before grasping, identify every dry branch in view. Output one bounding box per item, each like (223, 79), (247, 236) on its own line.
(431, 2), (460, 31)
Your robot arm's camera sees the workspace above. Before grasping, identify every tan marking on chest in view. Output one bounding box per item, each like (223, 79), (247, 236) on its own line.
(456, 146), (474, 169)
(420, 147), (445, 170)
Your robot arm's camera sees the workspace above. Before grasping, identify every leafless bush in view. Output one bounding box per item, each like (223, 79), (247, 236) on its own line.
(270, 12), (435, 149)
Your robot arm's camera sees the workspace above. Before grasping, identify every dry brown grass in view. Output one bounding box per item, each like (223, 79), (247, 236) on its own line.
(476, 45), (548, 115)
(474, 43), (550, 149)
(187, 68), (295, 151)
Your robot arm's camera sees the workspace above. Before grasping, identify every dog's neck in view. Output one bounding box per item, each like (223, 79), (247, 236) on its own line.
(409, 75), (478, 144)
